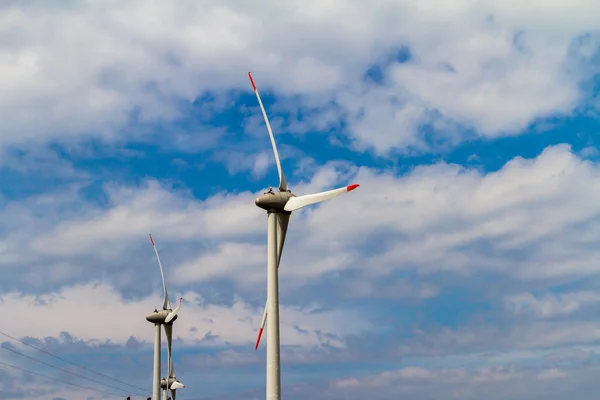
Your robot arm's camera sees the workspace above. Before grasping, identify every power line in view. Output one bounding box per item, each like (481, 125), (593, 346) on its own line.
(0, 343), (148, 397)
(0, 359), (129, 397)
(0, 329), (148, 393)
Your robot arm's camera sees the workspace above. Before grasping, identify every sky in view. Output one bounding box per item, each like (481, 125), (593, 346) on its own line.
(1, 0), (600, 399)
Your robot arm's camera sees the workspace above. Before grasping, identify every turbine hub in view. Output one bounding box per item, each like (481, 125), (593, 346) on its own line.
(255, 190), (294, 212)
(161, 377), (180, 389)
(146, 309), (172, 324)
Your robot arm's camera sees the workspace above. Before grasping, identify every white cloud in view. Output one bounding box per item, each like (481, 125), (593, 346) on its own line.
(5, 144), (600, 293)
(328, 364), (571, 400)
(0, 1), (598, 152)
(0, 282), (368, 348)
(298, 144), (600, 281)
(504, 291), (600, 318)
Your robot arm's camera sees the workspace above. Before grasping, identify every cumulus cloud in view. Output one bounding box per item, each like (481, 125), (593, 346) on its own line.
(0, 0), (598, 152)
(4, 143), (600, 296)
(0, 282), (368, 348)
(325, 364), (573, 400)
(504, 291), (600, 318)
(4, 2), (600, 399)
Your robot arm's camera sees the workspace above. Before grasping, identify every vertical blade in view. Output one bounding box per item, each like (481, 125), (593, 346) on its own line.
(248, 72), (288, 192)
(255, 303), (267, 350)
(276, 213), (290, 266)
(164, 324), (173, 395)
(150, 234), (171, 310)
(255, 212), (290, 350)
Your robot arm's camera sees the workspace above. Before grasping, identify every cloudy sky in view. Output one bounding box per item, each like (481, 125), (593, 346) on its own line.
(1, 0), (600, 399)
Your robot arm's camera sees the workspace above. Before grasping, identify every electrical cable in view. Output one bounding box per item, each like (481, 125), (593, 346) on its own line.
(0, 329), (148, 393)
(0, 359), (128, 397)
(0, 344), (148, 397)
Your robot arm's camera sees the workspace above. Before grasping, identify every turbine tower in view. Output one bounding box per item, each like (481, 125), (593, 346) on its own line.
(146, 234), (182, 400)
(248, 72), (360, 400)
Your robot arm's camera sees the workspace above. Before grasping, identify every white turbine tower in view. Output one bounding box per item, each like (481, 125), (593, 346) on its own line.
(146, 234), (183, 400)
(248, 72), (360, 400)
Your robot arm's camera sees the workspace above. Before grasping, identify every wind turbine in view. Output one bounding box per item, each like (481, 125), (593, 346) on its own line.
(146, 234), (183, 400)
(248, 72), (360, 400)
(161, 358), (185, 400)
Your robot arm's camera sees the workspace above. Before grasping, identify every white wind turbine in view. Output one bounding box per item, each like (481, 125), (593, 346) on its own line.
(145, 234), (183, 400)
(161, 357), (185, 400)
(248, 72), (360, 400)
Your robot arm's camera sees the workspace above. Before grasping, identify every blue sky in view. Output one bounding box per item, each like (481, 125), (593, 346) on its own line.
(2, 1), (600, 399)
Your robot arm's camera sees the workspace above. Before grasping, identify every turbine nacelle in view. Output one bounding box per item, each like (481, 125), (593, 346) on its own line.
(145, 309), (178, 325)
(161, 377), (185, 390)
(255, 190), (295, 212)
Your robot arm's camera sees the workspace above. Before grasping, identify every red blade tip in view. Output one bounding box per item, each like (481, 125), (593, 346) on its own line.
(255, 327), (264, 350)
(248, 72), (257, 91)
(347, 184), (360, 192)
(149, 234), (154, 246)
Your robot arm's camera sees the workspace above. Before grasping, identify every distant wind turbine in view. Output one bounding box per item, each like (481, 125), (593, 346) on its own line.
(146, 234), (183, 400)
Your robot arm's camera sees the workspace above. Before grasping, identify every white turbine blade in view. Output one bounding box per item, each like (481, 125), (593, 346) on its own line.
(170, 381), (185, 390)
(255, 301), (268, 350)
(254, 211), (289, 350)
(276, 213), (290, 266)
(170, 357), (176, 378)
(150, 234), (171, 310)
(165, 297), (182, 324)
(164, 324), (173, 393)
(248, 71), (288, 192)
(283, 184), (360, 212)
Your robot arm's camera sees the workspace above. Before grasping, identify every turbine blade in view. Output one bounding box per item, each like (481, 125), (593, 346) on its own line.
(255, 211), (289, 350)
(164, 324), (173, 389)
(276, 213), (290, 266)
(171, 389), (177, 400)
(170, 358), (176, 378)
(255, 302), (268, 350)
(170, 381), (185, 390)
(248, 71), (288, 192)
(283, 184), (359, 212)
(165, 297), (182, 324)
(150, 234), (171, 310)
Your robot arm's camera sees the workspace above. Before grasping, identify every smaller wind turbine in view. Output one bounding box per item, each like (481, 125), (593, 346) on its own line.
(161, 358), (185, 400)
(146, 234), (183, 400)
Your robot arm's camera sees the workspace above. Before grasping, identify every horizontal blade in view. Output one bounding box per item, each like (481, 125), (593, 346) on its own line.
(284, 184), (359, 212)
(248, 72), (288, 192)
(165, 297), (182, 324)
(149, 234), (171, 310)
(170, 381), (185, 390)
